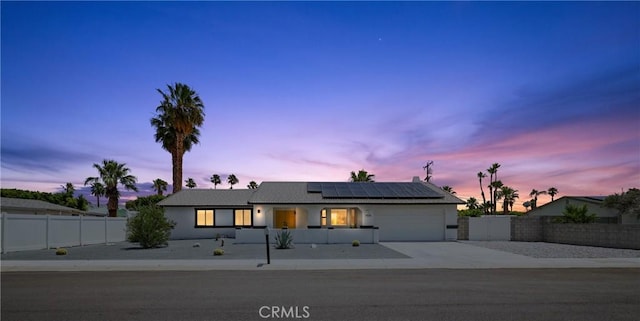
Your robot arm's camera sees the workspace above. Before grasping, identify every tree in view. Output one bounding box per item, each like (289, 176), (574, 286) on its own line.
(61, 182), (75, 197)
(227, 174), (239, 189)
(127, 205), (175, 248)
(547, 187), (559, 201)
(84, 178), (105, 207)
(86, 159), (138, 217)
(487, 163), (501, 214)
(247, 181), (259, 189)
(523, 200), (532, 211)
(185, 178), (197, 189)
(529, 189), (547, 209)
(125, 195), (166, 211)
(210, 174), (222, 189)
(350, 169), (375, 182)
(150, 83), (205, 194)
(477, 172), (487, 213)
(466, 197), (479, 210)
(497, 186), (519, 214)
(603, 188), (640, 219)
(441, 186), (456, 195)
(152, 178), (168, 196)
(555, 204), (596, 223)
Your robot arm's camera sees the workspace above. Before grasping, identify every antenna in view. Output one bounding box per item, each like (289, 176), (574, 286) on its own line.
(423, 160), (434, 182)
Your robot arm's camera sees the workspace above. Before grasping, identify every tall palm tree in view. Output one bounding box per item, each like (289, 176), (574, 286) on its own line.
(185, 178), (197, 189)
(477, 172), (487, 213)
(529, 189), (547, 209)
(350, 169), (375, 182)
(152, 178), (168, 196)
(227, 174), (239, 189)
(84, 178), (105, 207)
(489, 180), (504, 214)
(497, 186), (519, 214)
(86, 160), (138, 217)
(150, 83), (205, 194)
(247, 181), (259, 189)
(441, 185), (456, 195)
(210, 174), (221, 189)
(487, 163), (501, 214)
(547, 187), (559, 201)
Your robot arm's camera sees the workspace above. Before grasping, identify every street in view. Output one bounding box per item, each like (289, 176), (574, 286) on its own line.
(2, 269), (639, 321)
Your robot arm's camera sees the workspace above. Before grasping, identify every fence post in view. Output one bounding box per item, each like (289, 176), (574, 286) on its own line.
(46, 215), (51, 249)
(79, 214), (83, 246)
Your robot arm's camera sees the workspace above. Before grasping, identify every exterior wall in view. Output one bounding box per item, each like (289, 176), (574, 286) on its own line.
(511, 216), (543, 241)
(164, 207), (236, 240)
(457, 217), (469, 240)
(544, 223), (640, 250)
(468, 216), (511, 241)
(0, 213), (126, 253)
(236, 228), (378, 244)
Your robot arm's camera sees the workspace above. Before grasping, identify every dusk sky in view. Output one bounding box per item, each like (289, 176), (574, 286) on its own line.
(2, 1), (639, 209)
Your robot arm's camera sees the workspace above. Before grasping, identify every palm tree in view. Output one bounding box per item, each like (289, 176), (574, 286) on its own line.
(227, 174), (239, 189)
(547, 187), (559, 201)
(210, 174), (221, 189)
(477, 172), (487, 213)
(529, 189), (547, 209)
(86, 159), (138, 217)
(152, 178), (168, 196)
(523, 200), (532, 212)
(466, 197), (479, 210)
(487, 163), (501, 214)
(247, 181), (259, 189)
(497, 186), (519, 214)
(441, 186), (456, 195)
(350, 169), (375, 182)
(150, 83), (205, 194)
(61, 182), (75, 196)
(84, 178), (105, 207)
(185, 178), (197, 189)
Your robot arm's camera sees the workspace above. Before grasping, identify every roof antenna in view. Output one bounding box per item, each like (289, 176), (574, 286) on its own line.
(423, 161), (434, 182)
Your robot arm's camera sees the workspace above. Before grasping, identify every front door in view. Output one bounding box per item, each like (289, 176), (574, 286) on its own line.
(274, 209), (296, 229)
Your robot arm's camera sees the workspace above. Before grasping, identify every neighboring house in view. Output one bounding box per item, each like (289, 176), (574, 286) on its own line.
(0, 197), (105, 216)
(158, 177), (464, 243)
(527, 196), (639, 224)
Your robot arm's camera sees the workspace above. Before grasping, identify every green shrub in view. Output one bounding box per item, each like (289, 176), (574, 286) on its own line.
(352, 240), (360, 247)
(554, 204), (597, 223)
(213, 248), (224, 256)
(55, 248), (67, 255)
(458, 208), (483, 217)
(127, 205), (176, 248)
(275, 229), (294, 249)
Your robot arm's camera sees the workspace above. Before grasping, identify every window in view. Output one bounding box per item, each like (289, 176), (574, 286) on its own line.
(330, 209), (348, 226)
(235, 209), (252, 226)
(196, 209), (214, 227)
(321, 209), (327, 226)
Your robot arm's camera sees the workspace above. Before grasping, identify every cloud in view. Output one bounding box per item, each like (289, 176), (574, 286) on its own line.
(1, 138), (99, 173)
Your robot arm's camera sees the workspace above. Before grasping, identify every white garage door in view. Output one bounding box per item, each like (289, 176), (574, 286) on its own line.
(375, 209), (444, 241)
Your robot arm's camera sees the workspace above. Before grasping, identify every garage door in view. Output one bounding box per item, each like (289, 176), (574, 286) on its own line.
(375, 209), (444, 241)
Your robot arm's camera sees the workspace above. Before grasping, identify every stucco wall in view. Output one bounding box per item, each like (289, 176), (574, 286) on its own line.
(543, 223), (640, 250)
(164, 207), (236, 240)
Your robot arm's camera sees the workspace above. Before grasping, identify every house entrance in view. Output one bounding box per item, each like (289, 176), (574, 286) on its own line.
(274, 209), (296, 229)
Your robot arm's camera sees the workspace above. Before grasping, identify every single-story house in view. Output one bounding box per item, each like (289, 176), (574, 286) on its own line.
(0, 197), (105, 216)
(527, 196), (639, 224)
(158, 177), (464, 243)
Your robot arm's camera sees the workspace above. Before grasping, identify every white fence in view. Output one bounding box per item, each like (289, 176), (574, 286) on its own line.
(0, 213), (127, 253)
(468, 216), (511, 241)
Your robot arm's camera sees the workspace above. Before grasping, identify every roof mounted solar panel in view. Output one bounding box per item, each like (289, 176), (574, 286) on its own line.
(307, 182), (323, 193)
(316, 182), (443, 199)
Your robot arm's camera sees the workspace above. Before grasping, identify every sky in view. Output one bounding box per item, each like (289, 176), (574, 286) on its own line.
(1, 1), (639, 210)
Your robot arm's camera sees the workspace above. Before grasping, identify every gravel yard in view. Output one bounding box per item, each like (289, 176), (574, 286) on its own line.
(462, 241), (640, 258)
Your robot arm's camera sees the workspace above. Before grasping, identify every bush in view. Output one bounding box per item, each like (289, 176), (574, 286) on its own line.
(127, 205), (176, 248)
(458, 208), (483, 217)
(352, 240), (360, 247)
(55, 248), (67, 255)
(275, 230), (294, 249)
(554, 204), (596, 223)
(213, 248), (224, 256)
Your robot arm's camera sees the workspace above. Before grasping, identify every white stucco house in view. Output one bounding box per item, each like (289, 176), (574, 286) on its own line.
(158, 177), (464, 243)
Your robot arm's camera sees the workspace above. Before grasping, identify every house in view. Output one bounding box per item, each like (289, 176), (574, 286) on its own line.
(158, 177), (464, 243)
(0, 197), (105, 216)
(527, 196), (639, 224)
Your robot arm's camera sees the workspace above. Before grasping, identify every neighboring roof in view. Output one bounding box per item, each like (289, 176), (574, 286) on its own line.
(528, 196), (607, 214)
(158, 189), (256, 207)
(0, 197), (105, 216)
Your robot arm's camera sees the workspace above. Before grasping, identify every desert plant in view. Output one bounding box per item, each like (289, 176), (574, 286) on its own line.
(213, 248), (224, 256)
(55, 248), (67, 255)
(554, 204), (596, 223)
(352, 240), (360, 247)
(274, 229), (294, 249)
(127, 205), (176, 248)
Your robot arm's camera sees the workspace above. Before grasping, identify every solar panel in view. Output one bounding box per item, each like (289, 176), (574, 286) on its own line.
(307, 182), (323, 193)
(316, 182), (443, 199)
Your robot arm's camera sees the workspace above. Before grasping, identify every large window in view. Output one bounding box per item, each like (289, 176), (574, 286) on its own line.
(235, 209), (252, 226)
(196, 209), (214, 227)
(330, 209), (348, 226)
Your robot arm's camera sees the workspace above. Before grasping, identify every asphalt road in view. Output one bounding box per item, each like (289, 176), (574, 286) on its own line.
(2, 269), (639, 321)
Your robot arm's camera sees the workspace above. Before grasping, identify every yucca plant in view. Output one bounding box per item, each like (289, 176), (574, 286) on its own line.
(274, 229), (294, 249)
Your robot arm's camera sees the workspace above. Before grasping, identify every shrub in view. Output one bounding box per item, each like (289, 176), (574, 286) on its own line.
(554, 204), (596, 223)
(213, 248), (224, 256)
(352, 240), (360, 247)
(127, 205), (176, 248)
(55, 248), (67, 255)
(458, 208), (483, 217)
(275, 229), (294, 249)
